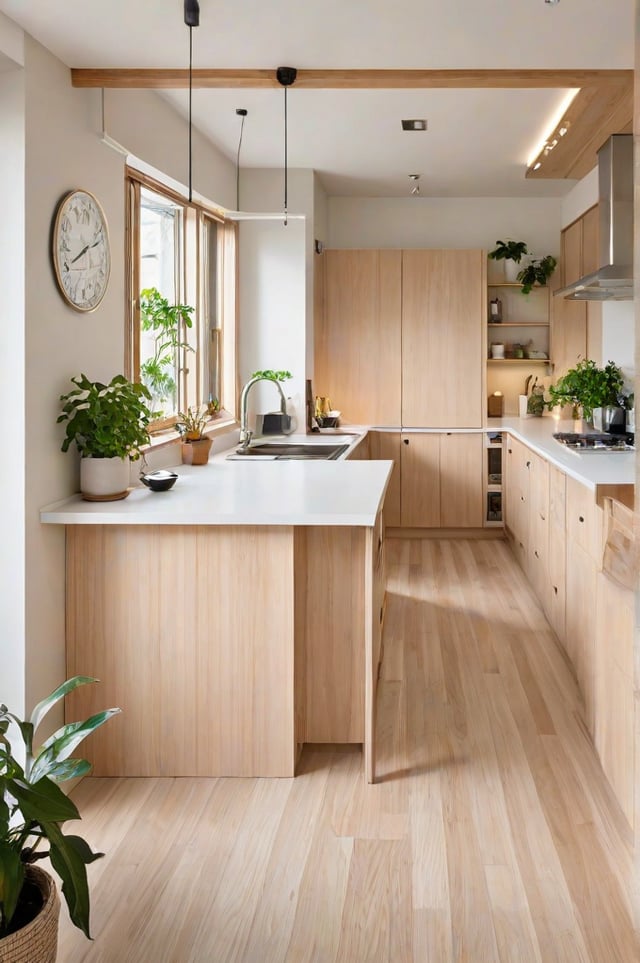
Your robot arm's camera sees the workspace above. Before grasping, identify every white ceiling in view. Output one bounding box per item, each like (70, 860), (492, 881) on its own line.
(0, 0), (634, 197)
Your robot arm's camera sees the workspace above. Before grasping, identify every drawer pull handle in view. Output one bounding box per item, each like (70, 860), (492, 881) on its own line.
(579, 515), (585, 523)
(553, 585), (558, 595)
(526, 460), (531, 468)
(403, 438), (409, 445)
(540, 513), (546, 521)
(380, 606), (384, 624)
(534, 550), (539, 559)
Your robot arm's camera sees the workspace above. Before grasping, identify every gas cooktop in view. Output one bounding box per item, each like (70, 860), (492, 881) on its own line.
(553, 431), (635, 453)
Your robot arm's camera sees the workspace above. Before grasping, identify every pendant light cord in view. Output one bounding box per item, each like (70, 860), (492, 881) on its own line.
(236, 110), (247, 211)
(188, 24), (193, 203)
(284, 85), (288, 226)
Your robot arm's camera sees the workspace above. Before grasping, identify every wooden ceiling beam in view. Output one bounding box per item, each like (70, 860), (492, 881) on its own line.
(526, 80), (633, 179)
(71, 67), (633, 90)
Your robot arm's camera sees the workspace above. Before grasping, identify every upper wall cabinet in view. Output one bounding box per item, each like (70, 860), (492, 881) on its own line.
(402, 250), (485, 428)
(315, 250), (402, 426)
(553, 204), (600, 376)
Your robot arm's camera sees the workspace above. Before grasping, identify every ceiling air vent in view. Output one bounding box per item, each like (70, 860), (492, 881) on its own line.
(401, 119), (427, 131)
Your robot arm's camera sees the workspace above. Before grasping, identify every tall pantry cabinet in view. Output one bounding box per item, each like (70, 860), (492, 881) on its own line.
(315, 249), (486, 528)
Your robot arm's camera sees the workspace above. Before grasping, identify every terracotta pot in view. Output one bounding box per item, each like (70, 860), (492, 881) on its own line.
(181, 437), (212, 465)
(0, 867), (60, 963)
(80, 456), (130, 499)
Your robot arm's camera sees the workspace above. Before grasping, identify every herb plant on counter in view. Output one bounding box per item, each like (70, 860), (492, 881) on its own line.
(547, 359), (624, 420)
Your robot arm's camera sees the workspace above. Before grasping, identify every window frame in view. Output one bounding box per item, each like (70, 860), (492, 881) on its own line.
(125, 166), (238, 435)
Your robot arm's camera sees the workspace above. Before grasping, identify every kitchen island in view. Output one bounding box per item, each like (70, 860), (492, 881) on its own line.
(41, 443), (392, 782)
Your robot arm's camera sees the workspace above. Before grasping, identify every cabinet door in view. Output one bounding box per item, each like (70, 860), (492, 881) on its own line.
(505, 436), (530, 568)
(546, 466), (566, 642)
(440, 433), (483, 528)
(527, 451), (549, 602)
(400, 433), (440, 527)
(581, 205), (599, 277)
(562, 219), (583, 287)
(552, 296), (587, 378)
(401, 250), (484, 428)
(317, 250), (402, 425)
(368, 431), (402, 527)
(566, 539), (597, 734)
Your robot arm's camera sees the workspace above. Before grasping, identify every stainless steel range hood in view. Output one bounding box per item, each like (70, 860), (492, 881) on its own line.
(555, 133), (634, 301)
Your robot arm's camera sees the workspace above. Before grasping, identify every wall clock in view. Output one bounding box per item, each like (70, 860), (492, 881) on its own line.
(52, 189), (111, 312)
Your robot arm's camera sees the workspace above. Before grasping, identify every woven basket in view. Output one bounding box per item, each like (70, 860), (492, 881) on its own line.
(0, 867), (60, 963)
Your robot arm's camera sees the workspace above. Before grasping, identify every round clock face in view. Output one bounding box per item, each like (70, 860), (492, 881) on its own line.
(53, 190), (111, 312)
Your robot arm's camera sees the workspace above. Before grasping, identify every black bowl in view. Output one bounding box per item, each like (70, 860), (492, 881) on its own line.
(140, 470), (178, 492)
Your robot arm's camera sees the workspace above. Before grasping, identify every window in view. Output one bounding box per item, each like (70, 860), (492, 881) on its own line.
(126, 168), (237, 429)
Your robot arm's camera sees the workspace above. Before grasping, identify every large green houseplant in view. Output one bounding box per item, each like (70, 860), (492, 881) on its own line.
(139, 287), (194, 417)
(58, 374), (153, 499)
(0, 677), (120, 960)
(547, 358), (624, 420)
(517, 254), (558, 295)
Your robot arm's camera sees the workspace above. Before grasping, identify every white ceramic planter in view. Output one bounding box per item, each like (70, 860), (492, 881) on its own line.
(80, 456), (130, 499)
(504, 259), (521, 282)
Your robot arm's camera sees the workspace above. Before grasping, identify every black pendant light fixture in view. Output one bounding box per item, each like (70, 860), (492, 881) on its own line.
(184, 0), (200, 202)
(276, 67), (297, 226)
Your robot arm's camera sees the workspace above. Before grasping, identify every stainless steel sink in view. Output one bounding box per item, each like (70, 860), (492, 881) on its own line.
(227, 442), (350, 460)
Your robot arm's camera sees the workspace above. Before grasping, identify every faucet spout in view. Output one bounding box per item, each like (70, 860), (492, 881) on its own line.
(239, 376), (288, 448)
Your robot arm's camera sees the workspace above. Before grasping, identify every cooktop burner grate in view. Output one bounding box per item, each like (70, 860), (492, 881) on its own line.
(553, 431), (635, 452)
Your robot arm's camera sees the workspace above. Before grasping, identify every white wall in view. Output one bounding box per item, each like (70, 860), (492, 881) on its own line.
(328, 196), (562, 257)
(0, 45), (25, 718)
(10, 31), (235, 722)
(602, 302), (636, 389)
(237, 169), (315, 428)
(560, 167), (598, 228)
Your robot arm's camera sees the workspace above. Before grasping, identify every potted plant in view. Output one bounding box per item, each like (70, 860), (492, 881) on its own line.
(516, 254), (558, 295)
(177, 405), (212, 465)
(488, 239), (529, 281)
(139, 287), (194, 418)
(58, 374), (154, 500)
(0, 676), (120, 961)
(547, 358), (624, 422)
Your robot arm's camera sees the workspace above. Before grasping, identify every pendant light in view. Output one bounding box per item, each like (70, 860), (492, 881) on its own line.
(276, 67), (297, 226)
(184, 0), (200, 203)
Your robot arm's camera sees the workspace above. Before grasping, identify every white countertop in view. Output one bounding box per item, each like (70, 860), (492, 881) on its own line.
(487, 416), (635, 489)
(40, 432), (393, 527)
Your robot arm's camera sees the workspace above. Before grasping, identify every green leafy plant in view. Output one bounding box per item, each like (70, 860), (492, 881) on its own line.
(250, 370), (292, 382)
(176, 404), (209, 441)
(517, 254), (558, 295)
(58, 374), (153, 461)
(547, 358), (624, 419)
(139, 288), (194, 413)
(488, 240), (529, 264)
(0, 677), (120, 939)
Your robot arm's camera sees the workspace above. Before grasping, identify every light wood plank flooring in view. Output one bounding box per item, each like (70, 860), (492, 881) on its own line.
(57, 538), (638, 962)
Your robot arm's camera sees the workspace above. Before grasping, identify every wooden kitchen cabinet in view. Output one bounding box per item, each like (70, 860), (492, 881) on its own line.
(368, 431), (401, 527)
(553, 206), (599, 377)
(400, 433), (440, 527)
(545, 466), (566, 642)
(401, 249), (485, 428)
(400, 432), (483, 528)
(439, 433), (483, 528)
(504, 435), (530, 570)
(527, 450), (550, 603)
(566, 537), (597, 734)
(315, 249), (402, 425)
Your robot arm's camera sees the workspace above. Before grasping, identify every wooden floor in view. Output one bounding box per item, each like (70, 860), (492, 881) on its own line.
(57, 538), (638, 962)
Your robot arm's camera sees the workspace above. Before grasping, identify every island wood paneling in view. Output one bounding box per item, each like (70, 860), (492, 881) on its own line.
(296, 528), (366, 744)
(316, 249), (401, 425)
(401, 250), (484, 428)
(66, 525), (297, 777)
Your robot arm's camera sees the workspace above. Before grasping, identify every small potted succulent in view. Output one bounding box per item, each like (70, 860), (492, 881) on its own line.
(177, 405), (212, 465)
(58, 374), (154, 500)
(0, 676), (120, 961)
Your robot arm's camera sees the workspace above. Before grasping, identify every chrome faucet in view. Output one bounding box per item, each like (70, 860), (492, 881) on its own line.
(238, 375), (288, 449)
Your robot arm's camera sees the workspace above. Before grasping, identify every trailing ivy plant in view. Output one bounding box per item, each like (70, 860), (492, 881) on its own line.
(546, 358), (624, 420)
(0, 677), (120, 939)
(139, 287), (194, 413)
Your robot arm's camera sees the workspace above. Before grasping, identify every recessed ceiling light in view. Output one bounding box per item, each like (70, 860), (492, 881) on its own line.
(402, 119), (427, 131)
